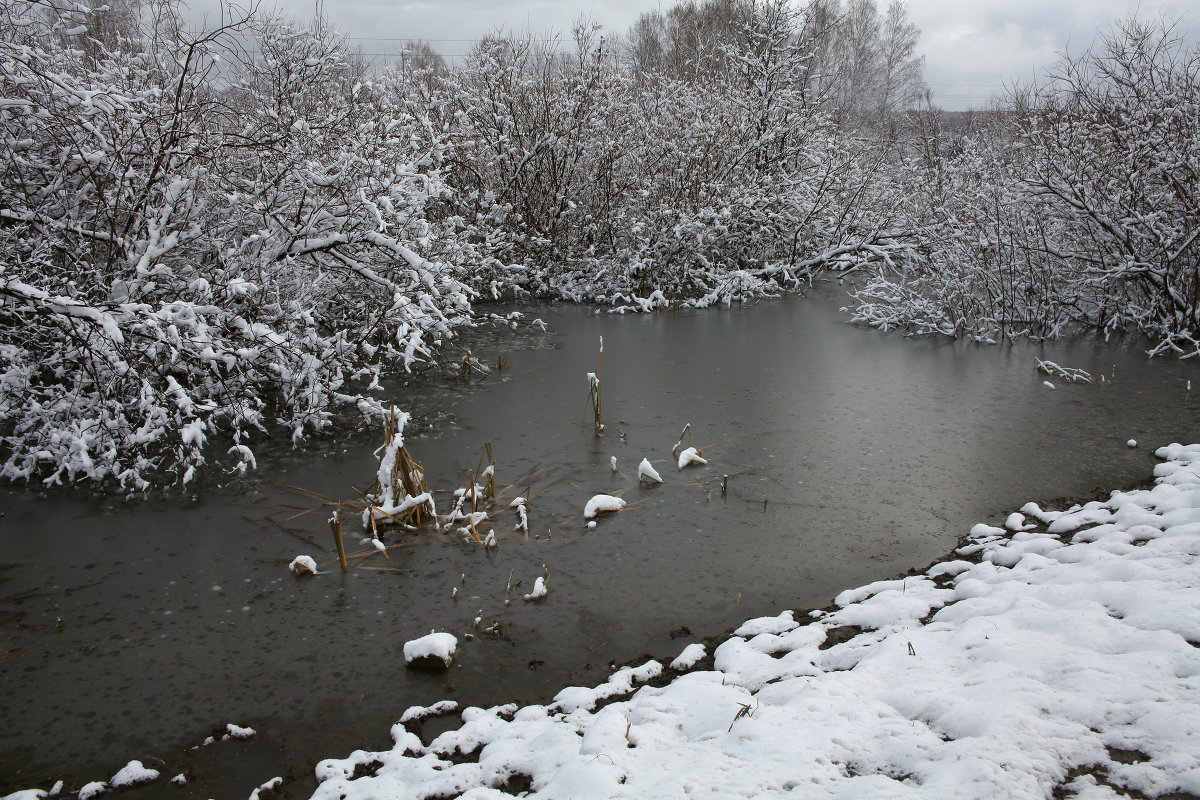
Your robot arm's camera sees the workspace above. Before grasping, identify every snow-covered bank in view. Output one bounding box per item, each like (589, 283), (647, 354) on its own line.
(307, 443), (1200, 800)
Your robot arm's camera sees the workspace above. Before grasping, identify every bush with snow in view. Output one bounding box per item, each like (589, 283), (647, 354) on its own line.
(0, 3), (474, 490)
(848, 17), (1200, 357)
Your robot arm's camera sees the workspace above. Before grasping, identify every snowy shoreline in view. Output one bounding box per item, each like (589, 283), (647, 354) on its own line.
(6, 443), (1198, 800)
(302, 443), (1200, 800)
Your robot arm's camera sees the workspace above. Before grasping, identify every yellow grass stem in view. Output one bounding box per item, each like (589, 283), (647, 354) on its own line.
(330, 508), (349, 572)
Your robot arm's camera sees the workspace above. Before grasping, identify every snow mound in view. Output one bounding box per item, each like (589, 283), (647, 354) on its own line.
(677, 446), (707, 469)
(77, 782), (107, 800)
(584, 494), (625, 519)
(249, 777), (282, 800)
(109, 760), (158, 788)
(638, 458), (663, 483)
(289, 555), (317, 576)
(670, 643), (706, 671)
(399, 700), (459, 724)
(524, 576), (548, 601)
(403, 632), (458, 670)
(223, 723), (255, 739)
(305, 443), (1200, 800)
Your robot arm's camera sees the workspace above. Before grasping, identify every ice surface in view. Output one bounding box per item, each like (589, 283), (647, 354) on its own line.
(303, 443), (1200, 800)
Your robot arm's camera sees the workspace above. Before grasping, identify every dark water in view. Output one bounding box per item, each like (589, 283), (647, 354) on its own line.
(2, 288), (1196, 798)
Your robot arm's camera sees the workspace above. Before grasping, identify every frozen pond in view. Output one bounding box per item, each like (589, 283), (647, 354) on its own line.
(1, 286), (1196, 798)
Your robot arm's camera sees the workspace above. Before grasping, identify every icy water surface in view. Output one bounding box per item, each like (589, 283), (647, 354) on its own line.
(2, 287), (1196, 798)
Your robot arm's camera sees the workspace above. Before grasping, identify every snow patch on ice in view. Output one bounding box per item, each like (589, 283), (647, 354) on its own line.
(109, 761), (158, 788)
(288, 554), (317, 575)
(403, 632), (458, 669)
(248, 777), (282, 800)
(523, 576), (548, 601)
(676, 446), (707, 469)
(223, 723), (255, 740)
(584, 494), (625, 519)
(638, 458), (663, 483)
(76, 782), (107, 800)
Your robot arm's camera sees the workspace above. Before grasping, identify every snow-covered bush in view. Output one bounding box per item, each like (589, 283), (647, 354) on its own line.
(1024, 17), (1200, 356)
(848, 16), (1200, 355)
(429, 1), (914, 309)
(0, 3), (474, 489)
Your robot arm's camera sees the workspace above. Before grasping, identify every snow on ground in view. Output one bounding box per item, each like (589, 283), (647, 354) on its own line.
(307, 443), (1200, 800)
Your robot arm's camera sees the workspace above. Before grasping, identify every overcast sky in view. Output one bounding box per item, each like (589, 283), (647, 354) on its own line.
(187, 0), (1200, 110)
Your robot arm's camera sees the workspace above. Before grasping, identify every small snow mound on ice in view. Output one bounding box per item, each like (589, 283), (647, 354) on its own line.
(288, 555), (317, 575)
(223, 723), (255, 739)
(170, 774), (187, 785)
(1043, 380), (1056, 389)
(524, 576), (548, 601)
(77, 782), (107, 800)
(249, 777), (281, 800)
(1127, 439), (1138, 447)
(109, 761), (158, 788)
(403, 632), (458, 668)
(670, 643), (707, 671)
(677, 446), (707, 469)
(584, 494), (625, 518)
(638, 458), (663, 483)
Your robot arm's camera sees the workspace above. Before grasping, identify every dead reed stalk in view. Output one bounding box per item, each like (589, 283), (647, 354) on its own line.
(330, 508), (348, 572)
